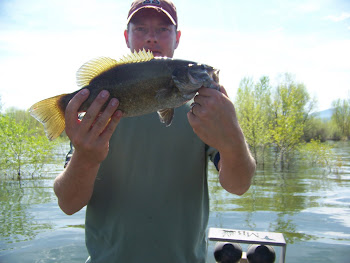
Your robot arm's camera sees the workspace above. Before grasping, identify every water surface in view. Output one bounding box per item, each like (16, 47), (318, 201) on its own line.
(1, 142), (349, 262)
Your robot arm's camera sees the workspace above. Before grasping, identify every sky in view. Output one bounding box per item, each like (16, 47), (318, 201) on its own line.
(0, 0), (349, 112)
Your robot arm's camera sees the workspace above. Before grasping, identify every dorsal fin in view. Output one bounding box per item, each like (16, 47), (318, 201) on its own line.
(76, 57), (118, 88)
(119, 49), (154, 64)
(76, 49), (154, 88)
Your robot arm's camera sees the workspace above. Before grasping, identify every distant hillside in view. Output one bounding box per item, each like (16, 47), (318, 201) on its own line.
(312, 108), (334, 120)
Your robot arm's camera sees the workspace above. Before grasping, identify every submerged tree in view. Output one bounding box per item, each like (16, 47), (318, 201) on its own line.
(298, 139), (333, 168)
(0, 114), (57, 180)
(235, 73), (316, 168)
(332, 97), (350, 139)
(269, 73), (314, 168)
(235, 76), (272, 165)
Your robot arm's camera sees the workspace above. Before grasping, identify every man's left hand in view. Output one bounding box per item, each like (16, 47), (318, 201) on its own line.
(187, 86), (240, 153)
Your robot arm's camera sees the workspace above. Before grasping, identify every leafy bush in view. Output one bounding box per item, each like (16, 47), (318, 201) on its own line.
(297, 139), (333, 167)
(0, 115), (58, 180)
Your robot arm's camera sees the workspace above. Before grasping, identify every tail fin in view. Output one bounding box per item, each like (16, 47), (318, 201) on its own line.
(29, 94), (67, 140)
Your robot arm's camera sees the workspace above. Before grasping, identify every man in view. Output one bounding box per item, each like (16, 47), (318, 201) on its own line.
(54, 0), (256, 262)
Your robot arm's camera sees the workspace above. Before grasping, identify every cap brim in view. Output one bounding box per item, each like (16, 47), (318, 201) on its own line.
(126, 6), (176, 26)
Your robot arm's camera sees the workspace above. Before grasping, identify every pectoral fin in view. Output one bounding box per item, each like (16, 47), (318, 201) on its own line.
(157, 108), (174, 127)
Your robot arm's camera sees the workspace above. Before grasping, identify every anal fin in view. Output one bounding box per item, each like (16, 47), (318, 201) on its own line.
(157, 108), (174, 127)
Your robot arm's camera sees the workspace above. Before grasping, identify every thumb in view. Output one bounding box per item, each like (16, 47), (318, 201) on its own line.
(219, 85), (229, 97)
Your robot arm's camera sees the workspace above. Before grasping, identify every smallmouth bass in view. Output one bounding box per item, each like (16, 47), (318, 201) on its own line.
(29, 49), (220, 140)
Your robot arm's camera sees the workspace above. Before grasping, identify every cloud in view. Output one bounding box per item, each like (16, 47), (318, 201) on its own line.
(324, 12), (350, 22)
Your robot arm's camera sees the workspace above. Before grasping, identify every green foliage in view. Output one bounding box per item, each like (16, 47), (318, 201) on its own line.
(328, 120), (343, 141)
(235, 76), (272, 164)
(332, 98), (350, 139)
(302, 117), (329, 142)
(269, 73), (313, 167)
(235, 73), (320, 168)
(234, 73), (345, 170)
(298, 139), (333, 167)
(5, 107), (45, 137)
(0, 114), (58, 180)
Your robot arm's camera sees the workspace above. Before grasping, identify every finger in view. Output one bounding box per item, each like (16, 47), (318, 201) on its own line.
(187, 110), (201, 130)
(100, 110), (123, 141)
(65, 89), (90, 130)
(90, 98), (120, 137)
(220, 85), (228, 96)
(193, 94), (214, 114)
(190, 102), (201, 115)
(187, 110), (196, 122)
(80, 90), (110, 129)
(197, 86), (219, 97)
(193, 94), (205, 105)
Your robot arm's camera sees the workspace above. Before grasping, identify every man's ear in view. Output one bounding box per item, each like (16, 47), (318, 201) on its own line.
(124, 29), (130, 48)
(175, 30), (181, 50)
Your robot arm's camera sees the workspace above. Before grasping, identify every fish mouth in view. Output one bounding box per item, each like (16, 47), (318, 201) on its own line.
(209, 68), (220, 84)
(187, 64), (220, 90)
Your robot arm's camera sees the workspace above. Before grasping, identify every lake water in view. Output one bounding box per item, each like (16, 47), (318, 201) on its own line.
(1, 142), (350, 262)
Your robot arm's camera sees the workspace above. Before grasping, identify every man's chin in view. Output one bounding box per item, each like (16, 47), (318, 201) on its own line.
(152, 52), (162, 57)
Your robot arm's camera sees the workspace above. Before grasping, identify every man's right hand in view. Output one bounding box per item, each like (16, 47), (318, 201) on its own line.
(65, 88), (123, 166)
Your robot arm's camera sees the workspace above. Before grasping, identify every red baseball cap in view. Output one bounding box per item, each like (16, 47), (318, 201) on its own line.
(127, 0), (178, 26)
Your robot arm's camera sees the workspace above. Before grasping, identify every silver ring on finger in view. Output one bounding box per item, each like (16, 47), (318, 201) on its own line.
(191, 102), (199, 115)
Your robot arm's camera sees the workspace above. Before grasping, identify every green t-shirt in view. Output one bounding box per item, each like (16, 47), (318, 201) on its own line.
(84, 102), (218, 263)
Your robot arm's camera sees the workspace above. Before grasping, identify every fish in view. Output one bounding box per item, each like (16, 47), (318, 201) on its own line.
(29, 49), (220, 140)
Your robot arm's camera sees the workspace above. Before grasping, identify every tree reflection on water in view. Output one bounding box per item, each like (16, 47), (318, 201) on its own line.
(208, 141), (350, 245)
(0, 179), (55, 245)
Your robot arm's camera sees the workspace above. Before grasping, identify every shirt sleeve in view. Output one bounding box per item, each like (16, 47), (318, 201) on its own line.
(206, 145), (220, 171)
(64, 141), (74, 168)
(64, 113), (84, 168)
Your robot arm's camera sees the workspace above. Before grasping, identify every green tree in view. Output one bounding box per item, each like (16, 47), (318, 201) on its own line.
(302, 116), (329, 142)
(331, 97), (350, 139)
(298, 139), (333, 167)
(0, 115), (57, 180)
(5, 107), (45, 136)
(235, 76), (272, 165)
(269, 73), (314, 168)
(254, 76), (273, 164)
